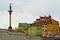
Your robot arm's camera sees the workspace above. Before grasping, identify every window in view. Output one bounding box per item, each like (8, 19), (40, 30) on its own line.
(48, 21), (51, 24)
(41, 20), (45, 24)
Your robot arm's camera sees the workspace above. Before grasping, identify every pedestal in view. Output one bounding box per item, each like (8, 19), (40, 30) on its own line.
(8, 26), (12, 31)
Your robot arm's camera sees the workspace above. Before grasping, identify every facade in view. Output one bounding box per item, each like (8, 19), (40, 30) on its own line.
(44, 19), (59, 37)
(42, 25), (47, 37)
(18, 23), (30, 34)
(33, 15), (59, 37)
(46, 24), (59, 37)
(34, 15), (52, 26)
(34, 15), (52, 37)
(17, 15), (60, 37)
(58, 26), (60, 38)
(18, 23), (27, 32)
(28, 26), (42, 36)
(34, 19), (40, 26)
(40, 15), (52, 25)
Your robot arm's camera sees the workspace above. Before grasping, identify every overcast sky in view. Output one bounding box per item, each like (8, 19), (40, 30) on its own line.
(0, 0), (60, 29)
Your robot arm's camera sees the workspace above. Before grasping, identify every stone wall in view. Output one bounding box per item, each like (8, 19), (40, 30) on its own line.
(0, 29), (43, 40)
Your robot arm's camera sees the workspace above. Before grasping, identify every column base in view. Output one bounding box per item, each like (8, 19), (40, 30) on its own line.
(8, 26), (12, 31)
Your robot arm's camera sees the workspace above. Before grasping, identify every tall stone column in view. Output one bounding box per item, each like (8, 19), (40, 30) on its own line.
(8, 3), (13, 31)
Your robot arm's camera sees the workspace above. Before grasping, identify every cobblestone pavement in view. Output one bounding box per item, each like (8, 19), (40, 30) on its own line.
(0, 29), (43, 40)
(0, 29), (60, 40)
